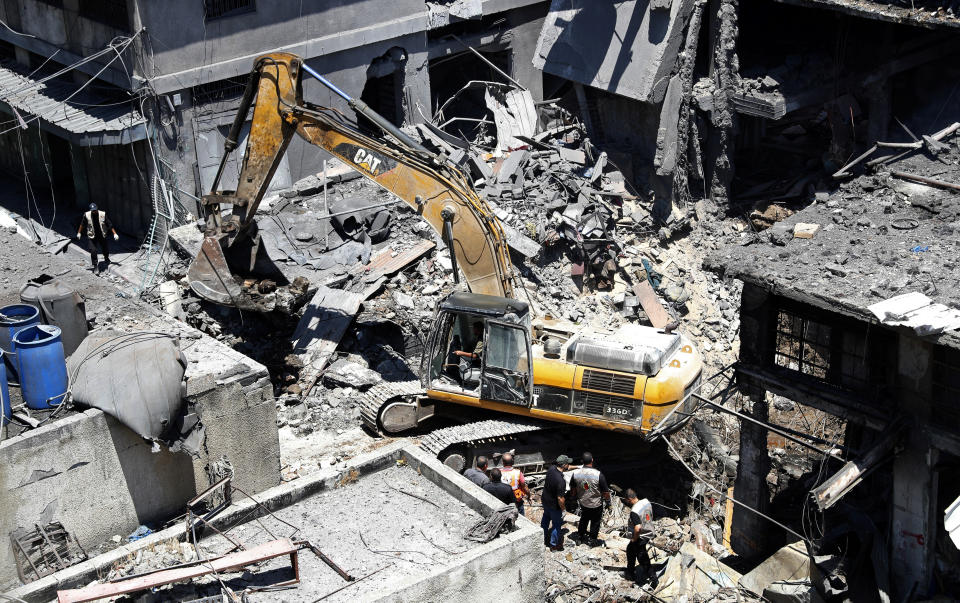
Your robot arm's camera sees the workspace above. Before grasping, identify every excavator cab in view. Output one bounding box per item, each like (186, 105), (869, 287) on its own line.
(426, 292), (533, 407)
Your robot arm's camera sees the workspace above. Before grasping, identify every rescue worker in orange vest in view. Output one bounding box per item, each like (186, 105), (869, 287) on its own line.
(499, 452), (530, 516)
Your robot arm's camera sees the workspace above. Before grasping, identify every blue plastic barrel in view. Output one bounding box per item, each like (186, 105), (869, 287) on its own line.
(0, 350), (9, 426)
(0, 304), (41, 381)
(13, 325), (69, 410)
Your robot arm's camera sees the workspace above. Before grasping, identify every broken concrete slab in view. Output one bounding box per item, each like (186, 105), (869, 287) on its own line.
(657, 541), (741, 598)
(293, 285), (365, 393)
(157, 280), (185, 320)
(739, 541), (811, 596)
(655, 75), (684, 176)
(533, 0), (697, 103)
(322, 359), (380, 390)
(496, 149), (531, 183)
(485, 86), (538, 152)
(500, 222), (542, 258)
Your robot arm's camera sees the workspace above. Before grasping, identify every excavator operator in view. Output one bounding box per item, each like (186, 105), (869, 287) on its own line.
(453, 322), (484, 388)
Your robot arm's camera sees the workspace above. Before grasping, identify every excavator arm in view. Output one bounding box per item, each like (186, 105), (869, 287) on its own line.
(187, 52), (515, 310)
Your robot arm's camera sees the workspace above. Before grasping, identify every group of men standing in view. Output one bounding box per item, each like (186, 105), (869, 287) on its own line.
(463, 451), (654, 584)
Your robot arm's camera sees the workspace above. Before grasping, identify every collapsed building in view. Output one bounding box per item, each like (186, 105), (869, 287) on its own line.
(0, 0), (958, 601)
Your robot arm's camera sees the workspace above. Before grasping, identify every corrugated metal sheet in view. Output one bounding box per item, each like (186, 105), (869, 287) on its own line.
(0, 60), (145, 145)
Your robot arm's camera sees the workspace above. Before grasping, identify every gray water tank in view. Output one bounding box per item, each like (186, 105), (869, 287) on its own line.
(20, 276), (89, 357)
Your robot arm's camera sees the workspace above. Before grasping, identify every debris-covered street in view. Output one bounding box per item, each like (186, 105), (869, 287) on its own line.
(1, 1), (960, 602)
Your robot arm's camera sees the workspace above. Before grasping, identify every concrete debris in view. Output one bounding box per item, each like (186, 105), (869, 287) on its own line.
(322, 359), (381, 390)
(292, 285), (365, 394)
(792, 222), (820, 239)
(157, 280), (185, 320)
(868, 291), (960, 335)
(739, 541), (813, 597)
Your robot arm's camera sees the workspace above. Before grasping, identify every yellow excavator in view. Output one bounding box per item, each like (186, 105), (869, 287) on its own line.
(186, 53), (702, 470)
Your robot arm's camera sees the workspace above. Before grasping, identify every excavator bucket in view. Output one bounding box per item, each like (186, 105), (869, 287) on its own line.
(187, 236), (249, 309)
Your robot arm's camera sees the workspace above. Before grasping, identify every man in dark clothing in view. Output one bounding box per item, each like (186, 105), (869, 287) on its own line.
(569, 452), (611, 546)
(541, 454), (571, 550)
(463, 456), (491, 488)
(76, 203), (118, 273)
(482, 468), (516, 505)
(623, 488), (654, 585)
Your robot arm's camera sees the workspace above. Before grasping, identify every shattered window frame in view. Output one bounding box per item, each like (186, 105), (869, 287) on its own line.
(191, 75), (250, 105)
(203, 0), (255, 21)
(78, 0), (130, 30)
(769, 299), (896, 397)
(774, 308), (832, 380)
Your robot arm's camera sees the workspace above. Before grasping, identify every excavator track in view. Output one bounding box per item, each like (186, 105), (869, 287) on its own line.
(418, 418), (546, 456)
(357, 379), (424, 431)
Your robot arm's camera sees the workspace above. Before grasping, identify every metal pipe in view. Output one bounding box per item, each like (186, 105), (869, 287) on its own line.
(210, 67), (261, 194)
(301, 63), (433, 156)
(441, 210), (460, 286)
(322, 159), (329, 249)
(694, 393), (847, 460)
(301, 63), (352, 102)
(449, 34), (525, 90)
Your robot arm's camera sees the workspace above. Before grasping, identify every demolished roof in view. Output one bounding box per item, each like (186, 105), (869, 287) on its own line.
(705, 130), (960, 349)
(0, 60), (145, 146)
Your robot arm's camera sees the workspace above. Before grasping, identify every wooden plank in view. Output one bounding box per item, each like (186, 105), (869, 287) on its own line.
(57, 539), (298, 603)
(723, 487), (735, 554)
(349, 240), (435, 285)
(632, 277), (671, 329)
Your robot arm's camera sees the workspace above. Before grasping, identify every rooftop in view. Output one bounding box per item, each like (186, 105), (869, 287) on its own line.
(705, 132), (960, 348)
(0, 60), (145, 146)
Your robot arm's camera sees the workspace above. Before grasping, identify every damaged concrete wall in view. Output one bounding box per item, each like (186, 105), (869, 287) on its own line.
(136, 0), (428, 92)
(184, 371), (279, 498)
(533, 0), (696, 103)
(0, 410), (195, 586)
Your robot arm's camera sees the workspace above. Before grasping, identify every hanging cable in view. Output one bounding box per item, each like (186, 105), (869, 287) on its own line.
(661, 435), (811, 546)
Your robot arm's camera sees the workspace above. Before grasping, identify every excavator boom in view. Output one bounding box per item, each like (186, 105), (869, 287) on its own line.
(187, 53), (514, 310)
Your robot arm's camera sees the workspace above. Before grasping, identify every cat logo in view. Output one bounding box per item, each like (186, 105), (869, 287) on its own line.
(353, 148), (383, 176)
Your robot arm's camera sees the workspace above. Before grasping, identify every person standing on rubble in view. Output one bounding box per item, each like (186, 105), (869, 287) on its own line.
(623, 489), (654, 585)
(463, 456), (491, 488)
(541, 454), (571, 551)
(499, 452), (530, 516)
(75, 203), (118, 273)
(570, 452), (610, 546)
(482, 468), (517, 506)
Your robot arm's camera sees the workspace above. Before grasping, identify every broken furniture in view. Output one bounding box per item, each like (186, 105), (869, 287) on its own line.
(11, 522), (88, 583)
(56, 538), (300, 603)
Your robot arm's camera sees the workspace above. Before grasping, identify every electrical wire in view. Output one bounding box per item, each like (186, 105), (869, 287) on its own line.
(661, 435), (811, 545)
(0, 33), (141, 137)
(0, 18), (35, 38)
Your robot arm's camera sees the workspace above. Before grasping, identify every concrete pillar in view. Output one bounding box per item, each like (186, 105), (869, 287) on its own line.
(506, 4), (548, 101)
(866, 80), (891, 144)
(730, 385), (770, 557)
(890, 335), (934, 598)
(403, 40), (431, 125)
(730, 282), (772, 557)
(891, 436), (934, 599)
